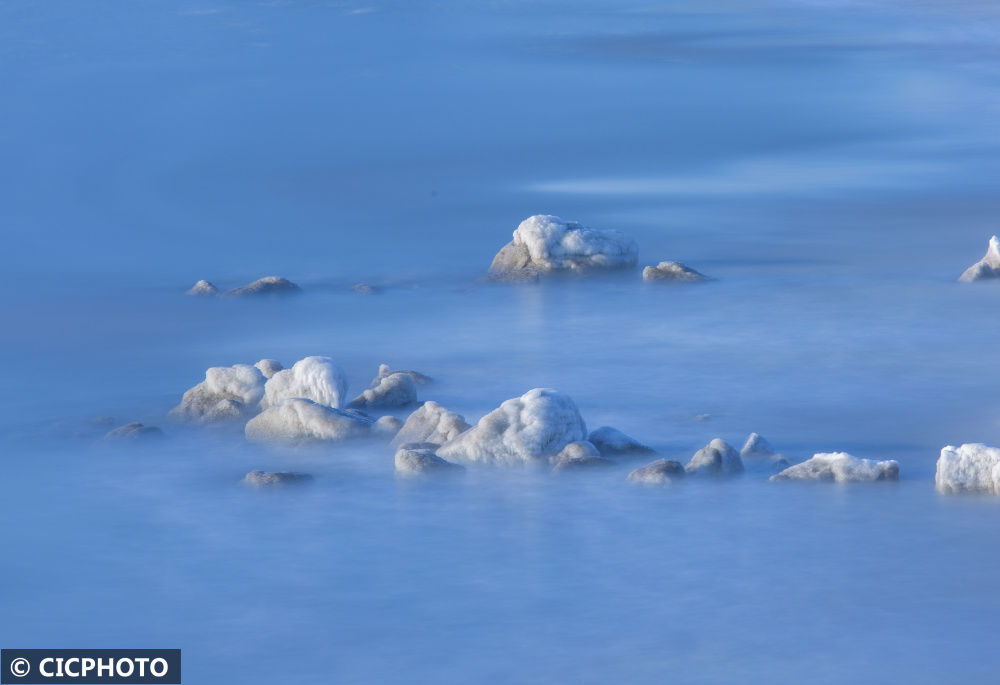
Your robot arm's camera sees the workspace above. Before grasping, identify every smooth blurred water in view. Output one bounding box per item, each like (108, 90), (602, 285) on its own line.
(2, 1), (1000, 683)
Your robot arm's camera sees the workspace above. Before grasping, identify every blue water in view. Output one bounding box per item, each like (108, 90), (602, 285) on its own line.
(2, 1), (1000, 683)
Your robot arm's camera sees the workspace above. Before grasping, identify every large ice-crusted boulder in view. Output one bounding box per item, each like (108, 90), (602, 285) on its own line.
(627, 459), (686, 485)
(348, 372), (417, 410)
(394, 445), (465, 477)
(170, 363), (267, 422)
(223, 276), (301, 297)
(959, 236), (1000, 282)
(245, 398), (373, 444)
(392, 401), (471, 447)
(588, 426), (655, 458)
(437, 388), (587, 467)
(263, 356), (348, 410)
(489, 215), (638, 275)
(642, 261), (708, 282)
(935, 443), (1000, 494)
(770, 452), (899, 483)
(740, 433), (791, 474)
(186, 279), (219, 296)
(242, 470), (313, 488)
(551, 441), (614, 471)
(686, 438), (744, 476)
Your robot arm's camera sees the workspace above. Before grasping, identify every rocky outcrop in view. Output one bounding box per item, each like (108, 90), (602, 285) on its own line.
(488, 215), (638, 276)
(770, 452), (899, 483)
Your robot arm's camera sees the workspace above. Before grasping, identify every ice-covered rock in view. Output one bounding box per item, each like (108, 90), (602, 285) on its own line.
(352, 282), (379, 295)
(223, 276), (301, 297)
(242, 470), (313, 488)
(348, 372), (417, 409)
(552, 441), (614, 471)
(170, 363), (267, 422)
(686, 438), (744, 476)
(770, 452), (899, 483)
(186, 279), (219, 296)
(377, 363), (433, 386)
(437, 388), (587, 467)
(958, 236), (1000, 282)
(935, 443), (1000, 494)
(254, 359), (283, 379)
(245, 398), (373, 444)
(373, 415), (404, 437)
(588, 426), (655, 458)
(392, 401), (471, 447)
(394, 445), (465, 477)
(642, 261), (708, 282)
(740, 433), (791, 473)
(488, 215), (638, 275)
(627, 459), (686, 485)
(481, 268), (541, 284)
(104, 422), (164, 441)
(263, 356), (348, 410)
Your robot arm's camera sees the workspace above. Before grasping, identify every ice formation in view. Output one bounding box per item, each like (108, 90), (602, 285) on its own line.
(245, 398), (373, 444)
(935, 443), (1000, 494)
(587, 426), (655, 457)
(488, 215), (638, 275)
(686, 438), (744, 476)
(770, 452), (899, 483)
(348, 371), (417, 409)
(739, 433), (791, 473)
(392, 401), (471, 447)
(958, 236), (1000, 282)
(627, 459), (686, 485)
(263, 356), (348, 410)
(254, 359), (283, 379)
(377, 363), (433, 386)
(186, 279), (219, 296)
(641, 261), (708, 282)
(242, 470), (313, 488)
(223, 276), (301, 297)
(551, 441), (613, 471)
(394, 445), (465, 477)
(436, 388), (587, 467)
(104, 422), (164, 441)
(170, 363), (267, 422)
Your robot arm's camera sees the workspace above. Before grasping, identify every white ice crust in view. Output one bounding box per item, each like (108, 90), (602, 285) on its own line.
(489, 215), (638, 274)
(935, 443), (1000, 494)
(392, 401), (472, 447)
(436, 388), (587, 466)
(263, 356), (348, 410)
(349, 372), (417, 409)
(771, 452), (899, 482)
(958, 236), (1000, 282)
(254, 359), (283, 379)
(641, 261), (708, 282)
(245, 398), (373, 443)
(170, 363), (267, 422)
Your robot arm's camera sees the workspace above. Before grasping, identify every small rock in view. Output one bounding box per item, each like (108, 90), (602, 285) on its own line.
(223, 276), (301, 297)
(771, 452), (899, 483)
(254, 359), (283, 379)
(392, 401), (471, 447)
(394, 446), (465, 477)
(186, 279), (219, 296)
(588, 426), (655, 457)
(104, 422), (164, 441)
(552, 441), (614, 471)
(349, 372), (417, 409)
(627, 459), (686, 485)
(352, 282), (379, 294)
(373, 415), (404, 437)
(686, 438), (744, 476)
(958, 236), (1000, 282)
(642, 261), (709, 282)
(488, 215), (638, 276)
(377, 363), (433, 386)
(242, 470), (313, 488)
(740, 433), (792, 474)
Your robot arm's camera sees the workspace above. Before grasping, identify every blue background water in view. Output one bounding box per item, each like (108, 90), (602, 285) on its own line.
(2, 1), (1000, 683)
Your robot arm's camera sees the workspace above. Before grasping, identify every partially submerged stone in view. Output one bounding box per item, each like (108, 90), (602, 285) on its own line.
(242, 470), (313, 488)
(104, 422), (164, 441)
(958, 236), (1000, 282)
(254, 359), (283, 379)
(186, 279), (219, 296)
(642, 261), (708, 282)
(552, 441), (614, 471)
(481, 268), (541, 284)
(373, 415), (404, 437)
(686, 438), (744, 476)
(770, 452), (899, 483)
(588, 426), (655, 458)
(394, 445), (465, 477)
(935, 443), (1000, 494)
(437, 388), (587, 467)
(170, 363), (267, 423)
(392, 401), (471, 447)
(377, 363), (433, 386)
(245, 398), (373, 444)
(627, 459), (686, 485)
(348, 372), (417, 410)
(739, 433), (791, 474)
(263, 356), (348, 410)
(223, 276), (301, 297)
(352, 282), (379, 295)
(489, 215), (638, 276)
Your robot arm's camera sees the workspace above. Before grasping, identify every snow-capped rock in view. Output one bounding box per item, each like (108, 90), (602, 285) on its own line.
(959, 236), (1000, 282)
(627, 459), (686, 485)
(588, 426), (655, 457)
(686, 438), (744, 476)
(642, 261), (708, 282)
(935, 443), (1000, 494)
(348, 372), (417, 409)
(104, 422), (164, 441)
(770, 452), (899, 483)
(488, 215), (638, 275)
(186, 279), (219, 296)
(551, 441), (614, 471)
(394, 445), (465, 477)
(170, 363), (267, 422)
(392, 401), (471, 447)
(263, 356), (348, 410)
(739, 433), (791, 473)
(254, 359), (283, 379)
(245, 398), (373, 444)
(377, 363), (432, 386)
(242, 470), (313, 488)
(223, 276), (301, 297)
(437, 388), (587, 467)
